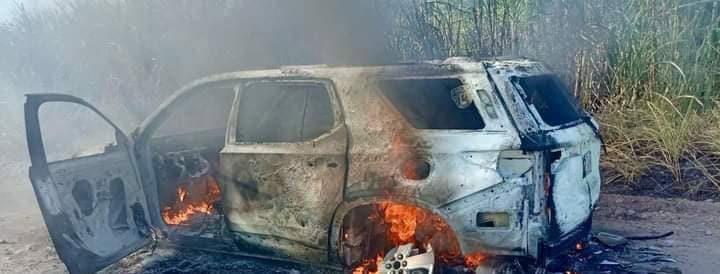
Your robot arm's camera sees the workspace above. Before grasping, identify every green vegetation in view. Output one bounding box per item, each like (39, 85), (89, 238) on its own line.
(1, 0), (719, 197)
(389, 0), (720, 197)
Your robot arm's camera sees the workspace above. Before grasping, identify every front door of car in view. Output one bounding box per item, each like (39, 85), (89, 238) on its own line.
(24, 94), (151, 274)
(219, 79), (347, 261)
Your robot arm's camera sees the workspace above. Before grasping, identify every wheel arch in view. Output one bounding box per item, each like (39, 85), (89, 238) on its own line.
(326, 195), (455, 264)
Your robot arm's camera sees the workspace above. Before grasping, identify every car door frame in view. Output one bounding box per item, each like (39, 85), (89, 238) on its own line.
(132, 78), (246, 230)
(25, 93), (152, 274)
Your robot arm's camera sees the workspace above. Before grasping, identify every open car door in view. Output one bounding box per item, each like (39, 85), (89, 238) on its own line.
(24, 94), (152, 274)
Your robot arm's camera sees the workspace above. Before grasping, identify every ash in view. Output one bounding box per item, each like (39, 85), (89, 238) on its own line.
(102, 245), (341, 274)
(101, 232), (679, 274)
(548, 232), (681, 274)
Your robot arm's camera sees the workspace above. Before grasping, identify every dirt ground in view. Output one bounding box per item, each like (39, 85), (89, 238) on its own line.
(0, 168), (718, 273)
(0, 165), (67, 274)
(592, 194), (720, 274)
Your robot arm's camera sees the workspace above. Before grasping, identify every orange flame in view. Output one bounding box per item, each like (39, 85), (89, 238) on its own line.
(381, 202), (423, 244)
(351, 202), (485, 272)
(162, 176), (222, 225)
(575, 241), (584, 251)
(352, 254), (384, 274)
(464, 252), (487, 268)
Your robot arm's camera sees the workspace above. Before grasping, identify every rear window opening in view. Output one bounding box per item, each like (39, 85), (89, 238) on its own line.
(514, 75), (582, 126)
(380, 78), (485, 130)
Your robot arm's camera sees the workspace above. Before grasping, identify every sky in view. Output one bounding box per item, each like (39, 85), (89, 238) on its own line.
(0, 0), (50, 21)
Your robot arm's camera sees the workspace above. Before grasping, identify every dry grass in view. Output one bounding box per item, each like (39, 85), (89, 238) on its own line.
(573, 0), (720, 196)
(599, 94), (720, 196)
(599, 96), (699, 180)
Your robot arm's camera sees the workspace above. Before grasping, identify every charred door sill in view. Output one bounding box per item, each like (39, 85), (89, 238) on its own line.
(161, 240), (343, 270)
(102, 240), (343, 273)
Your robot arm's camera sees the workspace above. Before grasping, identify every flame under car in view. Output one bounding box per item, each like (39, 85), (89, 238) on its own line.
(24, 58), (602, 273)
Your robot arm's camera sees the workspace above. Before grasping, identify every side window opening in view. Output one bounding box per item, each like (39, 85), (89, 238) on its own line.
(153, 87), (236, 138)
(39, 102), (118, 162)
(149, 86), (236, 227)
(379, 78), (485, 130)
(515, 75), (582, 127)
(235, 82), (334, 143)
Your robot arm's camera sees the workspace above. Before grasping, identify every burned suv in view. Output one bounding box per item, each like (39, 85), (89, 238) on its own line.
(25, 58), (601, 273)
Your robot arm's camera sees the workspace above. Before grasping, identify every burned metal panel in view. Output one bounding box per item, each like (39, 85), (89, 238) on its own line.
(547, 125), (603, 234)
(46, 152), (150, 255)
(219, 129), (347, 262)
(413, 132), (516, 206)
(440, 182), (528, 255)
(24, 93), (151, 274)
(551, 153), (591, 232)
(218, 79), (348, 263)
(328, 65), (536, 259)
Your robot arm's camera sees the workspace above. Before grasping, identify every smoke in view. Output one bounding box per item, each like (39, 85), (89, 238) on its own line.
(0, 0), (408, 211)
(0, 0), (399, 128)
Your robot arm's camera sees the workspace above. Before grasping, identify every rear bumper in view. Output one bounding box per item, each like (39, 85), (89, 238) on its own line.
(446, 182), (593, 261)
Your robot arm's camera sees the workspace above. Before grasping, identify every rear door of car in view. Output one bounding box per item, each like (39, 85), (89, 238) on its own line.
(510, 75), (602, 236)
(24, 94), (151, 274)
(219, 79), (348, 260)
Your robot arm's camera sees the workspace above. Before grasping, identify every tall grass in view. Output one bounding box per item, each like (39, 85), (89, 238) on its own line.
(594, 1), (720, 196)
(384, 0), (527, 59)
(606, 0), (720, 104)
(597, 95), (715, 192)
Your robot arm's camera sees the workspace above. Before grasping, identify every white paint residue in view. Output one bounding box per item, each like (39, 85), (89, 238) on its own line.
(552, 155), (591, 233)
(35, 177), (62, 215)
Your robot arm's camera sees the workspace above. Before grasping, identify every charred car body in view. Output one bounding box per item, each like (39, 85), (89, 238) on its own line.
(24, 57), (601, 273)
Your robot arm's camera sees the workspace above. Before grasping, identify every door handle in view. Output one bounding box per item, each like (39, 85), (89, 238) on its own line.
(306, 157), (339, 168)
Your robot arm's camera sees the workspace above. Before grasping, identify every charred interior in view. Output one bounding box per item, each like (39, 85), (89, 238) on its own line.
(150, 86), (235, 232)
